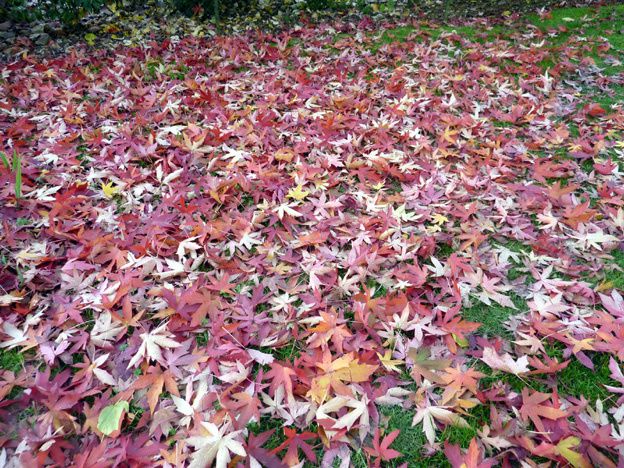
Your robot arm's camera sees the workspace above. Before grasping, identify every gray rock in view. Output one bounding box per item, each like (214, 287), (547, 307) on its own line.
(34, 32), (50, 45)
(32, 23), (46, 33)
(0, 31), (15, 41)
(0, 21), (12, 31)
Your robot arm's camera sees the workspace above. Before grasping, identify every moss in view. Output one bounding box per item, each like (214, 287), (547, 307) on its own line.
(0, 348), (24, 372)
(436, 243), (455, 258)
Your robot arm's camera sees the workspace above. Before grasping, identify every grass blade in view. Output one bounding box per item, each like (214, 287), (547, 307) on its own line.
(0, 151), (8, 169)
(14, 151), (21, 199)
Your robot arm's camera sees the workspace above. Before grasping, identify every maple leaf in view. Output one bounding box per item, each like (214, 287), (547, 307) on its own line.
(260, 386), (311, 426)
(440, 366), (485, 404)
(481, 347), (530, 376)
(585, 103), (606, 117)
(128, 322), (180, 368)
(572, 229), (619, 251)
(513, 332), (545, 355)
(0, 291), (24, 307)
(599, 289), (624, 317)
(555, 436), (591, 468)
(265, 362), (297, 400)
(316, 394), (370, 441)
(133, 369), (179, 415)
(186, 422), (247, 468)
(275, 148), (295, 162)
(519, 389), (567, 433)
(97, 401), (129, 437)
(407, 347), (452, 384)
(73, 353), (116, 386)
(377, 350), (404, 373)
(364, 429), (401, 467)
(273, 202), (304, 219)
(308, 352), (378, 403)
(444, 438), (494, 468)
(287, 184), (310, 201)
(413, 405), (470, 445)
(101, 181), (119, 199)
(246, 430), (287, 468)
(272, 427), (317, 466)
(305, 310), (352, 353)
(0, 321), (36, 350)
(223, 391), (261, 426)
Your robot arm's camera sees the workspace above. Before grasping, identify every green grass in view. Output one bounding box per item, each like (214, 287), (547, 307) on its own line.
(527, 6), (594, 32)
(259, 341), (301, 361)
(462, 294), (526, 339)
(478, 346), (619, 402)
(436, 243), (455, 258)
(331, 7), (624, 466)
(582, 249), (624, 291)
(378, 406), (447, 467)
(594, 84), (624, 111)
(0, 348), (24, 372)
(546, 345), (617, 402)
(527, 4), (624, 75)
(376, 404), (492, 467)
(341, 3), (624, 69)
(247, 418), (285, 450)
(377, 25), (417, 44)
(607, 249), (624, 290)
(558, 354), (615, 401)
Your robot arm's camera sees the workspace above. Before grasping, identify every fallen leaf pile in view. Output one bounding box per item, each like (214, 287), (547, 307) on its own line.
(0, 8), (623, 467)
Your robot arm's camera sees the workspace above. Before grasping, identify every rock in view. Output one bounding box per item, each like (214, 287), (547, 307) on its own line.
(32, 23), (46, 33)
(34, 32), (50, 45)
(0, 21), (12, 31)
(0, 31), (15, 41)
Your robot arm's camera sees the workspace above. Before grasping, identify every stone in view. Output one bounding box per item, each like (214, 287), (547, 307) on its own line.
(34, 32), (50, 45)
(0, 21), (12, 31)
(0, 31), (15, 41)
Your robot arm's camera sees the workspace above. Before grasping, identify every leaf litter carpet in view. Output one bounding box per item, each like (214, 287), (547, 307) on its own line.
(1, 12), (624, 468)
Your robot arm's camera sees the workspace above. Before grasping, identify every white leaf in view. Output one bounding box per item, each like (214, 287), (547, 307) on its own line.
(171, 395), (194, 417)
(481, 347), (530, 375)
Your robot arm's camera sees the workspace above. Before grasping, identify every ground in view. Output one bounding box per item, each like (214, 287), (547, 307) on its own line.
(0, 4), (623, 467)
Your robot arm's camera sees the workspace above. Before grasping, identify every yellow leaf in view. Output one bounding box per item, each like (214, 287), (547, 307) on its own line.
(377, 350), (403, 373)
(330, 354), (377, 382)
(570, 337), (594, 354)
(275, 148), (294, 162)
(101, 181), (119, 199)
(425, 224), (442, 234)
(595, 280), (613, 292)
(371, 181), (385, 191)
(287, 184), (309, 201)
(84, 33), (96, 46)
(97, 401), (128, 436)
(102, 24), (120, 34)
(308, 353), (377, 403)
(431, 213), (449, 225)
(452, 333), (469, 348)
(555, 437), (591, 468)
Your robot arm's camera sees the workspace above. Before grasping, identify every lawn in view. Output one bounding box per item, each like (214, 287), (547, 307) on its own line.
(0, 3), (623, 467)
